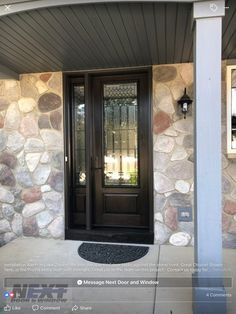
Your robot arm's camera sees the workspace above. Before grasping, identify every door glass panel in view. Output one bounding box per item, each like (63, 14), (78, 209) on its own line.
(231, 69), (236, 149)
(73, 85), (86, 185)
(103, 82), (138, 186)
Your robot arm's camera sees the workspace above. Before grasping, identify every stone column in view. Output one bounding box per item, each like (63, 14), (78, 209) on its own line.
(193, 1), (226, 313)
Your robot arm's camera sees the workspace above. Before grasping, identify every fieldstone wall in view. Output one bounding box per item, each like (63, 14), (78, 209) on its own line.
(153, 62), (236, 248)
(0, 72), (64, 246)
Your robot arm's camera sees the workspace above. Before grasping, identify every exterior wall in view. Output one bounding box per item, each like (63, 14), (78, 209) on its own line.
(0, 73), (64, 246)
(0, 65), (235, 248)
(153, 62), (236, 247)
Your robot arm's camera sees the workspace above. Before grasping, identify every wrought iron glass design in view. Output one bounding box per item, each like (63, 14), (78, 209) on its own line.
(103, 82), (138, 186)
(231, 70), (236, 149)
(73, 85), (86, 185)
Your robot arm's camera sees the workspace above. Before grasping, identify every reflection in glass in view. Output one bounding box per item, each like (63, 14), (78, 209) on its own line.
(73, 85), (86, 185)
(103, 82), (138, 186)
(232, 70), (236, 149)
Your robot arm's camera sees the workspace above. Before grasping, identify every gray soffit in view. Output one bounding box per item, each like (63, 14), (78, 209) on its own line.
(0, 0), (234, 74)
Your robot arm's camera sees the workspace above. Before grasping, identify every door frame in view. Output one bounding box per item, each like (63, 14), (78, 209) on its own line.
(63, 67), (154, 244)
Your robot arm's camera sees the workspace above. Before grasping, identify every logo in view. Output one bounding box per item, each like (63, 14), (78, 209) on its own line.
(3, 304), (11, 312)
(9, 284), (68, 303)
(3, 292), (14, 299)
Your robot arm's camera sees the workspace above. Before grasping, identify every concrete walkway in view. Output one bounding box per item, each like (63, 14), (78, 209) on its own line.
(0, 238), (235, 314)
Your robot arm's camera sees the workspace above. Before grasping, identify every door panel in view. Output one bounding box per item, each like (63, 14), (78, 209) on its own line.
(66, 70), (152, 241)
(92, 74), (149, 228)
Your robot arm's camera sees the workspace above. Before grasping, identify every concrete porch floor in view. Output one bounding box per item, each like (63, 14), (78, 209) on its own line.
(0, 238), (235, 314)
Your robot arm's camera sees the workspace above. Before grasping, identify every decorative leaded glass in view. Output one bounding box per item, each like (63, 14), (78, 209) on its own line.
(103, 82), (138, 186)
(73, 85), (86, 185)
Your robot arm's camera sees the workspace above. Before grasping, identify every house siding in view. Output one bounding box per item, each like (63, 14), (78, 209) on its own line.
(0, 64), (235, 247)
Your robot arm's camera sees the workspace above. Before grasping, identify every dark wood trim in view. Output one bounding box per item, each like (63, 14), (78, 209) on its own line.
(63, 67), (153, 244)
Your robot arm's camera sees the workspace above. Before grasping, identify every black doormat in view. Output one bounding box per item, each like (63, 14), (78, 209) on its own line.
(78, 242), (149, 264)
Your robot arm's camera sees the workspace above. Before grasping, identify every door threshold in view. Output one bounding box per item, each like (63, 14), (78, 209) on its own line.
(65, 227), (154, 244)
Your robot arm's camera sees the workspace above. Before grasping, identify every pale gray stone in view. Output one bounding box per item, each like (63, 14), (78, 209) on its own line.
(179, 222), (194, 235)
(164, 127), (178, 137)
(24, 138), (44, 153)
(154, 135), (175, 153)
(153, 83), (174, 114)
(154, 221), (172, 244)
(32, 164), (51, 185)
(169, 79), (186, 101)
(175, 180), (190, 194)
(168, 192), (192, 207)
(153, 152), (169, 171)
(41, 185), (51, 193)
(169, 232), (191, 246)
(173, 117), (193, 134)
(48, 216), (64, 238)
(166, 161), (193, 180)
(16, 167), (33, 188)
(154, 194), (167, 212)
(0, 188), (14, 203)
(4, 102), (21, 130)
(35, 80), (48, 94)
(0, 130), (7, 152)
(222, 154), (229, 169)
(154, 172), (174, 194)
(222, 233), (236, 249)
(20, 75), (39, 99)
(222, 176), (232, 194)
(171, 146), (187, 161)
(51, 151), (63, 170)
(25, 153), (41, 172)
(188, 153), (194, 163)
(48, 74), (62, 95)
(227, 163), (236, 183)
(154, 212), (164, 223)
(183, 134), (193, 149)
(4, 232), (17, 243)
(7, 131), (25, 153)
(2, 204), (14, 220)
(40, 130), (63, 150)
(180, 63), (193, 85)
(40, 152), (50, 164)
(231, 188), (236, 200)
(0, 219), (11, 233)
(154, 66), (177, 82)
(36, 210), (54, 228)
(39, 228), (51, 238)
(43, 191), (63, 213)
(11, 213), (23, 236)
(18, 97), (36, 113)
(22, 200), (45, 218)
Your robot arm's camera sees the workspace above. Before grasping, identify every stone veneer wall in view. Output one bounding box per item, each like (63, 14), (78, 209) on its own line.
(153, 62), (236, 248)
(0, 72), (64, 246)
(0, 64), (236, 248)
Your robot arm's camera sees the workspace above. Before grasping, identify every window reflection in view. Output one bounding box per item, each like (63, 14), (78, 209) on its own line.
(73, 85), (86, 185)
(103, 82), (138, 186)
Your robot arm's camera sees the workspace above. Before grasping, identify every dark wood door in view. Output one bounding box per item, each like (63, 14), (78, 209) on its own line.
(66, 70), (153, 242)
(92, 74), (150, 228)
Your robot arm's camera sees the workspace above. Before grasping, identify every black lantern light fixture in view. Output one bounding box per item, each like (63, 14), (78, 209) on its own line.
(177, 88), (193, 119)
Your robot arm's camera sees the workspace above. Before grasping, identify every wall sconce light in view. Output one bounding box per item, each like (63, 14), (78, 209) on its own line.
(177, 88), (193, 119)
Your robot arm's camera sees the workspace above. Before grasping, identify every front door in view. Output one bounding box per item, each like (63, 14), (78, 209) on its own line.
(65, 70), (153, 244)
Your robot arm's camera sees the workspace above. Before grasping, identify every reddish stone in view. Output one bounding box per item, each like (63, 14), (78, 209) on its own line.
(38, 93), (61, 113)
(0, 152), (17, 169)
(223, 200), (236, 215)
(40, 73), (52, 82)
(153, 111), (172, 134)
(0, 115), (4, 128)
(0, 165), (16, 186)
(222, 212), (232, 232)
(21, 187), (42, 203)
(50, 110), (62, 130)
(20, 115), (38, 137)
(23, 216), (38, 236)
(164, 206), (178, 230)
